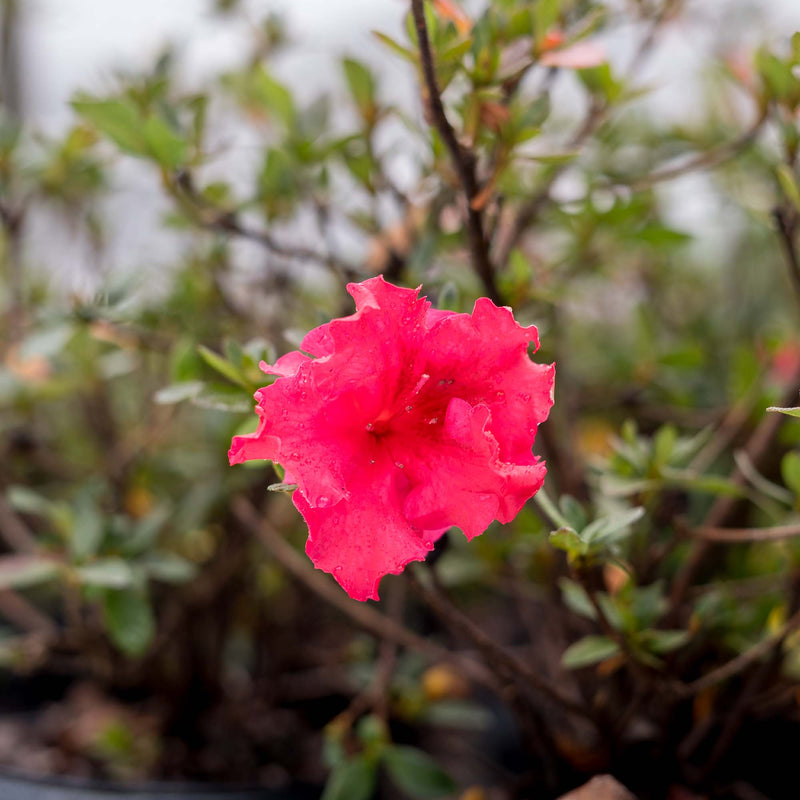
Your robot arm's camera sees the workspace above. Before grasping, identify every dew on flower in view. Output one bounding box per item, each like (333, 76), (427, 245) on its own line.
(229, 276), (554, 602)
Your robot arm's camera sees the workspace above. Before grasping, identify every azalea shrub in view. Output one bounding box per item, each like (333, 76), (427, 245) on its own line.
(3, 0), (800, 798)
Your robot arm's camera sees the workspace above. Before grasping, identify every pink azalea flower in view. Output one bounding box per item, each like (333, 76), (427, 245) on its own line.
(229, 277), (554, 602)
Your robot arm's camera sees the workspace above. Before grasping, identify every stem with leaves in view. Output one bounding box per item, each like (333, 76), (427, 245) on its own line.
(409, 0), (500, 304)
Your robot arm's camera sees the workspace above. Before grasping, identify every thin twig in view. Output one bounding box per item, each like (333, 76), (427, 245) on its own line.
(0, 496), (38, 553)
(679, 607), (800, 697)
(0, 589), (57, 635)
(231, 496), (492, 688)
(669, 362), (800, 615)
(773, 205), (800, 315)
(409, 0), (500, 304)
(170, 171), (360, 282)
(621, 112), (766, 192)
(406, 568), (596, 723)
(493, 102), (605, 271)
(691, 522), (800, 543)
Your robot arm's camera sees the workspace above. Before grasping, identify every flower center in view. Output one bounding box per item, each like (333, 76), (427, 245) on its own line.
(364, 373), (449, 436)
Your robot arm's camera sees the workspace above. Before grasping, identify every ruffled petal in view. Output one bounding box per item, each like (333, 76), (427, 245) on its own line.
(397, 398), (547, 539)
(421, 298), (555, 464)
(296, 449), (434, 601)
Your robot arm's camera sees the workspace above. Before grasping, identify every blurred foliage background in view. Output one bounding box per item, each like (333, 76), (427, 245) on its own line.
(3, 0), (800, 798)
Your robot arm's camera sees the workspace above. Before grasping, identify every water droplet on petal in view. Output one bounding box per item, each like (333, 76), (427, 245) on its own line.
(290, 452), (300, 460)
(365, 423), (375, 431)
(427, 417), (439, 425)
(333, 566), (342, 573)
(495, 390), (506, 400)
(405, 405), (413, 412)
(522, 393), (531, 401)
(370, 459), (375, 464)
(395, 462), (405, 470)
(317, 496), (331, 508)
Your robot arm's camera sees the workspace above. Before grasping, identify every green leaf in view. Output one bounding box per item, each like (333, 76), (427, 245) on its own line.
(343, 58), (376, 121)
(371, 31), (416, 63)
(561, 635), (620, 669)
(103, 588), (155, 657)
(768, 406), (800, 418)
(139, 552), (197, 584)
(143, 116), (187, 168)
(76, 558), (136, 589)
(420, 700), (493, 730)
(782, 452), (800, 495)
(578, 63), (623, 103)
(70, 492), (104, 561)
(549, 526), (584, 555)
(559, 495), (587, 531)
(321, 756), (377, 800)
(154, 381), (205, 404)
(0, 555), (61, 590)
(6, 486), (55, 517)
(580, 507), (644, 546)
(639, 629), (689, 655)
(71, 96), (147, 156)
(191, 384), (252, 413)
(18, 324), (75, 360)
(355, 714), (389, 746)
(252, 67), (295, 127)
(383, 746), (456, 800)
(653, 424), (678, 469)
(533, 0), (560, 44)
(558, 577), (597, 620)
(122, 506), (171, 556)
(197, 345), (250, 388)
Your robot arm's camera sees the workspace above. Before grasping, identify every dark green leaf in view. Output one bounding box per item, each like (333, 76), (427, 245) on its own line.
(72, 97), (147, 156)
(0, 555), (61, 590)
(562, 635), (620, 669)
(383, 746), (456, 799)
(343, 59), (376, 120)
(103, 588), (155, 657)
(76, 558), (136, 588)
(322, 756), (377, 800)
(143, 116), (187, 168)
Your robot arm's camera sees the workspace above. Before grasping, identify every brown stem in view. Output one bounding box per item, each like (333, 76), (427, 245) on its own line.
(170, 171), (360, 283)
(679, 607), (800, 697)
(231, 496), (493, 688)
(493, 102), (605, 271)
(773, 205), (800, 314)
(0, 495), (38, 553)
(691, 522), (800, 543)
(622, 111), (766, 192)
(669, 364), (800, 615)
(409, 0), (500, 304)
(406, 568), (596, 724)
